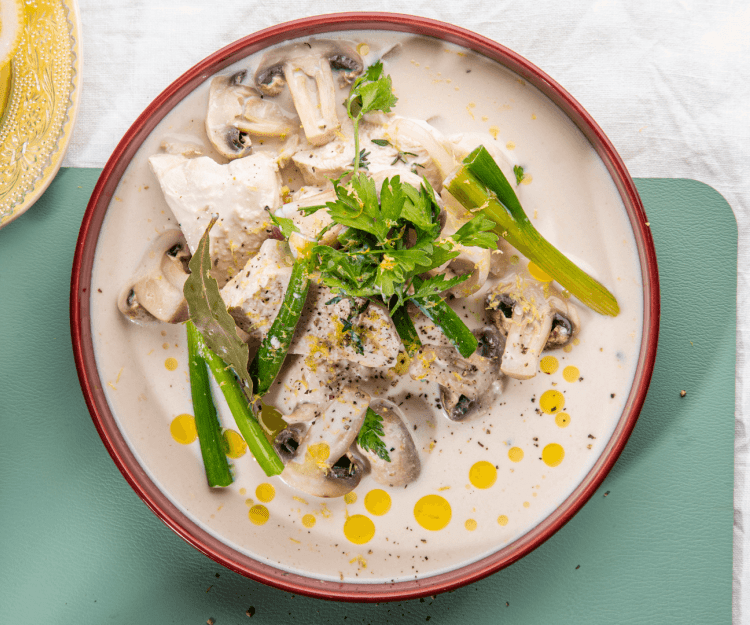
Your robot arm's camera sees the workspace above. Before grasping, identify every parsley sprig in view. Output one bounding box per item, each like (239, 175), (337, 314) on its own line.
(357, 408), (391, 462)
(345, 61), (398, 172)
(312, 174), (497, 312)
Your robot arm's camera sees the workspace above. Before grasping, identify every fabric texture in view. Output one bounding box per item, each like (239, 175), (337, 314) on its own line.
(68, 1), (750, 620)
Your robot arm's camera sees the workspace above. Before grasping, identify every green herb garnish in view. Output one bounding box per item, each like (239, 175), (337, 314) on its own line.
(345, 61), (398, 173)
(513, 164), (525, 185)
(357, 408), (391, 462)
(268, 211), (300, 239)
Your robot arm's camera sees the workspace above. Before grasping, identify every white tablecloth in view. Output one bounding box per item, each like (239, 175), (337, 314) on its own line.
(67, 1), (750, 620)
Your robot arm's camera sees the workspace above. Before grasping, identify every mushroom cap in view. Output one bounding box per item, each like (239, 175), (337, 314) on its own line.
(275, 425), (367, 498)
(361, 399), (421, 488)
(437, 326), (505, 421)
(117, 229), (191, 325)
(254, 40), (363, 95)
(205, 71), (256, 159)
(272, 387), (371, 498)
(486, 273), (580, 379)
(206, 70), (295, 160)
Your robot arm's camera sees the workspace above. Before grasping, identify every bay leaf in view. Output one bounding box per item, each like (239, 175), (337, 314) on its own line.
(183, 217), (253, 394)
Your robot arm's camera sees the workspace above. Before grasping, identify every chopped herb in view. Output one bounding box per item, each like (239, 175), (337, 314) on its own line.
(513, 164), (525, 185)
(371, 138), (391, 147)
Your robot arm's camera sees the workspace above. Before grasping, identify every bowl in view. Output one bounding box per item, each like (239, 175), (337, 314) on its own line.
(70, 13), (659, 602)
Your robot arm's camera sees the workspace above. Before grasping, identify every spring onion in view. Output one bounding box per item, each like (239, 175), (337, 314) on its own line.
(446, 145), (620, 316)
(186, 321), (233, 488)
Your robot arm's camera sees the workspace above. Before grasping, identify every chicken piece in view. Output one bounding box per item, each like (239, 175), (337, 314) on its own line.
(149, 152), (281, 286)
(220, 239), (294, 335)
(289, 283), (401, 370)
(291, 118), (438, 188)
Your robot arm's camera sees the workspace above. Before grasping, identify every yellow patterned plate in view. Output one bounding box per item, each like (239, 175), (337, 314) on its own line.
(0, 0), (80, 228)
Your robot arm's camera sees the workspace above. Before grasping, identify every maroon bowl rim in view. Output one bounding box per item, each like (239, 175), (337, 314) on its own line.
(70, 12), (660, 603)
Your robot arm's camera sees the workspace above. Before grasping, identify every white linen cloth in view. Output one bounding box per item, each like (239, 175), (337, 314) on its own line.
(67, 0), (750, 620)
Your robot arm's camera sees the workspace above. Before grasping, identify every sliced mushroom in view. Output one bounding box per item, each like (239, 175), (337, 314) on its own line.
(360, 399), (420, 487)
(274, 387), (370, 498)
(255, 40), (363, 147)
(117, 230), (191, 324)
(207, 70), (296, 159)
(410, 326), (505, 421)
(486, 273), (580, 379)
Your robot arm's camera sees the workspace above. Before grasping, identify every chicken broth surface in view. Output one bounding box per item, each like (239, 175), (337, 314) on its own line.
(90, 31), (643, 582)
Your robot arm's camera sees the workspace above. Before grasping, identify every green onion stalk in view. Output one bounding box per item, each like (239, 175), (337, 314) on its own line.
(186, 321), (234, 487)
(188, 321), (284, 477)
(249, 255), (311, 397)
(410, 279), (479, 359)
(446, 146), (620, 317)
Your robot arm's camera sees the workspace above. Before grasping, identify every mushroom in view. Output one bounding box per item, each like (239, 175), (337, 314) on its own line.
(359, 399), (420, 487)
(409, 326), (505, 421)
(274, 387), (371, 498)
(206, 71), (295, 159)
(117, 229), (191, 324)
(255, 40), (363, 147)
(486, 273), (580, 380)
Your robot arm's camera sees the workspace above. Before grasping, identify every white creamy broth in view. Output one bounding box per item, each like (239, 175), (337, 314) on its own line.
(90, 31), (643, 582)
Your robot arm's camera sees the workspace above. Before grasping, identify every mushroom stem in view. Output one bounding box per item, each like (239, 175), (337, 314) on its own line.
(501, 306), (554, 379)
(284, 56), (339, 146)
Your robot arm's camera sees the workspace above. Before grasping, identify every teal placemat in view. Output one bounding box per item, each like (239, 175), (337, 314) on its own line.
(0, 172), (735, 623)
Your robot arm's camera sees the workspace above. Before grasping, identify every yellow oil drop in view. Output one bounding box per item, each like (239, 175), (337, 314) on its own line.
(506, 141), (516, 150)
(469, 461), (497, 489)
(343, 514), (375, 544)
(465, 519), (478, 531)
(555, 412), (571, 428)
(364, 489), (392, 516)
(521, 174), (533, 185)
(523, 501), (530, 508)
(302, 514), (316, 528)
(248, 504), (269, 525)
(508, 447), (524, 463)
(563, 366), (580, 382)
(344, 492), (358, 505)
(256, 483), (276, 503)
(307, 442), (330, 463)
(563, 344), (573, 353)
(223, 429), (247, 458)
(239, 488), (246, 495)
(170, 414), (196, 445)
(539, 355), (559, 375)
(489, 125), (500, 139)
(245, 498), (254, 507)
(540, 389), (565, 414)
(414, 495), (452, 531)
(357, 43), (370, 56)
(497, 515), (509, 526)
(542, 443), (565, 467)
(164, 357), (178, 371)
(258, 401), (287, 443)
(528, 261), (553, 282)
